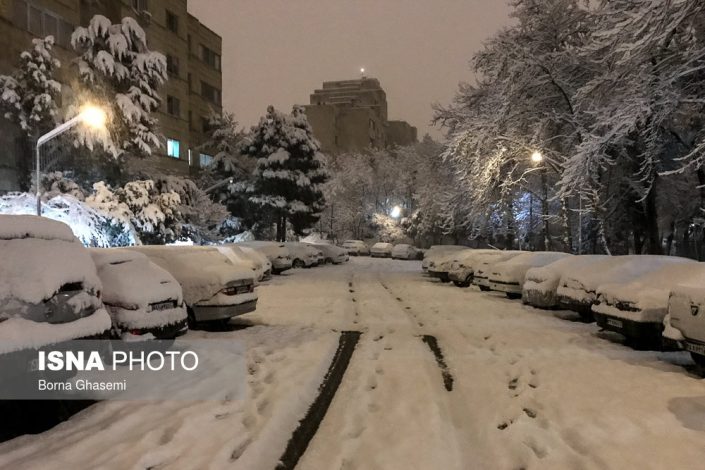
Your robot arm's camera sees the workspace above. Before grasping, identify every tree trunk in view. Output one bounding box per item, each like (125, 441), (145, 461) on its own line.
(644, 178), (661, 255)
(561, 198), (573, 253)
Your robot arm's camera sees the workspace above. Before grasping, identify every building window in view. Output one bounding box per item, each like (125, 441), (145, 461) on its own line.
(166, 55), (179, 77)
(200, 45), (221, 71)
(166, 10), (178, 33)
(199, 153), (214, 167)
(132, 0), (148, 12)
(166, 95), (180, 117)
(13, 1), (73, 47)
(167, 138), (180, 158)
(28, 4), (42, 35)
(201, 81), (221, 106)
(201, 116), (210, 133)
(12, 0), (27, 29)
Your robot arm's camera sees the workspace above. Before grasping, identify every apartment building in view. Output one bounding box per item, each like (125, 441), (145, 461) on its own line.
(304, 77), (417, 155)
(0, 0), (222, 192)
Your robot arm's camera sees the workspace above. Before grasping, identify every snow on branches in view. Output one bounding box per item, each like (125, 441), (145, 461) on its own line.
(71, 15), (167, 158)
(0, 36), (61, 135)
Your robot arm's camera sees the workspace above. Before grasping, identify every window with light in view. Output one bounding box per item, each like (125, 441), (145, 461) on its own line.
(167, 138), (180, 158)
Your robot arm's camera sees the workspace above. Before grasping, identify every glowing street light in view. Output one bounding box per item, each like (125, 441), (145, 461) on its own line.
(391, 205), (402, 219)
(36, 105), (108, 215)
(531, 151), (544, 163)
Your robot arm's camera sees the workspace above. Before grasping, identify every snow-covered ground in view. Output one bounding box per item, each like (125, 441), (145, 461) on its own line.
(2, 257), (705, 469)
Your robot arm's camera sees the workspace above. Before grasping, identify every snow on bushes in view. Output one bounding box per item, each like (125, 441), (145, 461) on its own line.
(0, 192), (137, 247)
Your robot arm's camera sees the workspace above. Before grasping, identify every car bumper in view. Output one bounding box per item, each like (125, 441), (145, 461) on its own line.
(473, 276), (490, 288)
(428, 270), (450, 282)
(522, 288), (558, 308)
(192, 300), (258, 322)
(594, 312), (663, 342)
(556, 295), (594, 317)
(129, 319), (188, 339)
(370, 252), (391, 258)
(489, 280), (522, 294)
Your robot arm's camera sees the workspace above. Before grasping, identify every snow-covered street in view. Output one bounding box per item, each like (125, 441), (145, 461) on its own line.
(2, 257), (705, 469)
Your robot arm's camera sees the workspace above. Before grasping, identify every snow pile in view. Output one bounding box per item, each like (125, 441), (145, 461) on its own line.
(239, 246), (273, 274)
(0, 193), (137, 247)
(523, 255), (608, 308)
(89, 248), (186, 330)
(593, 261), (702, 323)
(668, 286), (705, 344)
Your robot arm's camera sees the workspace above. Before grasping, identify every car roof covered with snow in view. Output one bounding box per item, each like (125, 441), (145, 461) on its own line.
(560, 255), (692, 292)
(596, 261), (702, 308)
(0, 215), (102, 306)
(525, 255), (608, 284)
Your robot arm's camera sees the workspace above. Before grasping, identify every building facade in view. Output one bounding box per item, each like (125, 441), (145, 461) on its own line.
(0, 0), (222, 192)
(303, 77), (417, 155)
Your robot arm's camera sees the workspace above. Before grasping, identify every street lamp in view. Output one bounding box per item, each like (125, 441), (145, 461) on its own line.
(390, 205), (402, 219)
(531, 151), (543, 163)
(36, 105), (107, 216)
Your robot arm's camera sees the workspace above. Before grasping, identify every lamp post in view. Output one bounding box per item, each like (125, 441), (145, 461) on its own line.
(391, 205), (402, 219)
(36, 105), (107, 216)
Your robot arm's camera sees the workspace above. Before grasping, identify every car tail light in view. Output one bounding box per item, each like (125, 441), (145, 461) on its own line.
(129, 329), (143, 336)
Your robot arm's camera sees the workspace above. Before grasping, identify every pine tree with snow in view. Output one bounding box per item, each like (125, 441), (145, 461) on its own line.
(0, 36), (61, 189)
(71, 15), (167, 158)
(244, 105), (328, 241)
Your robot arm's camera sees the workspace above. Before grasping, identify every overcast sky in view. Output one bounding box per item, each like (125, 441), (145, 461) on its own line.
(188, 0), (512, 140)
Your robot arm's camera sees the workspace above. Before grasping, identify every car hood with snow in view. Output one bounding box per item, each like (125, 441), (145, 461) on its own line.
(522, 255), (608, 307)
(127, 246), (257, 306)
(489, 252), (573, 292)
(592, 261), (701, 323)
(556, 255), (692, 307)
(0, 215), (111, 353)
(89, 248), (187, 334)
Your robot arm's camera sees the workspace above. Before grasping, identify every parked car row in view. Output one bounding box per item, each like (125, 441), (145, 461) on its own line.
(0, 216), (352, 363)
(422, 246), (705, 364)
(341, 240), (422, 260)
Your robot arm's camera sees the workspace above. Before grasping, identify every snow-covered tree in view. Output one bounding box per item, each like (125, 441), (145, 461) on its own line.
(0, 36), (61, 189)
(244, 105), (328, 241)
(71, 15), (167, 158)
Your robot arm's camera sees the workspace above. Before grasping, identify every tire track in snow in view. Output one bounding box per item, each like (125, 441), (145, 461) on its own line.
(276, 330), (361, 470)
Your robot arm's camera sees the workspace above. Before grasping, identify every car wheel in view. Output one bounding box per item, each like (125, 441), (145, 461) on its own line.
(293, 259), (305, 268)
(325, 258), (333, 264)
(506, 292), (522, 300)
(479, 285), (490, 291)
(691, 352), (705, 367)
(453, 280), (470, 288)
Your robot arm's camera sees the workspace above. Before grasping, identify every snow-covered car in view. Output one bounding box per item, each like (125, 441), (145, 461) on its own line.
(307, 243), (349, 264)
(427, 248), (476, 282)
(592, 261), (701, 347)
(238, 241), (292, 274)
(488, 252), (573, 299)
(239, 246), (273, 280)
(218, 245), (265, 282)
(522, 255), (608, 308)
(89, 248), (188, 339)
(284, 242), (322, 268)
(127, 246), (258, 325)
(342, 240), (370, 256)
(556, 255), (691, 320)
(667, 284), (705, 365)
(370, 242), (394, 258)
(422, 245), (467, 272)
(473, 251), (525, 291)
(392, 244), (419, 260)
(0, 215), (112, 358)
(447, 249), (501, 287)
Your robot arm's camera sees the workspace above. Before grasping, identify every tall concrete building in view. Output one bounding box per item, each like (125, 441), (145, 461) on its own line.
(304, 77), (417, 155)
(0, 0), (222, 192)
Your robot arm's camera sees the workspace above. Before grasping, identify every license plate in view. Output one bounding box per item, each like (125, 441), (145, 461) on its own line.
(606, 318), (623, 329)
(151, 301), (174, 311)
(685, 342), (705, 356)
